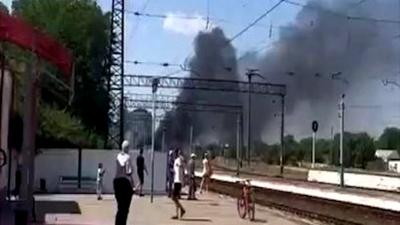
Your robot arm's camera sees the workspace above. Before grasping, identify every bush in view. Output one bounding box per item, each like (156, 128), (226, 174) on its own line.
(38, 104), (104, 148)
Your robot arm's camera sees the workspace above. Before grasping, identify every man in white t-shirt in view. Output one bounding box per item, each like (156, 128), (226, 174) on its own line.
(171, 148), (186, 220)
(114, 140), (135, 225)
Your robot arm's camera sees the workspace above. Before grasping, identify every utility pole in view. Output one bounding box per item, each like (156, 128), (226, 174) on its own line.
(189, 125), (193, 155)
(240, 112), (244, 168)
(280, 95), (285, 176)
(20, 57), (40, 222)
(330, 126), (334, 165)
(107, 0), (125, 148)
(246, 71), (252, 166)
(236, 113), (241, 176)
(311, 120), (318, 169)
(245, 69), (262, 166)
(338, 94), (345, 188)
(312, 131), (316, 168)
(150, 78), (159, 203)
(161, 126), (166, 152)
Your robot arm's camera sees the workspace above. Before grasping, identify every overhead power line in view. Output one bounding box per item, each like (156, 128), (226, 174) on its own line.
(228, 0), (285, 43)
(283, 0), (400, 24)
(282, 0), (345, 17)
(131, 0), (151, 34)
(125, 60), (181, 67)
(347, 16), (400, 24)
(127, 10), (227, 23)
(352, 0), (368, 7)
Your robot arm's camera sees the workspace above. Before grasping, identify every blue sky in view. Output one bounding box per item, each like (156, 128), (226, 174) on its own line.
(94, 0), (302, 77)
(6, 0), (398, 141)
(1, 0), (301, 92)
(2, 0), (303, 83)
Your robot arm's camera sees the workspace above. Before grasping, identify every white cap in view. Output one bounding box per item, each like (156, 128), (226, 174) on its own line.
(190, 153), (196, 158)
(121, 140), (129, 151)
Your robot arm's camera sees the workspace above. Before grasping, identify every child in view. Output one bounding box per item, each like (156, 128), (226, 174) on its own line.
(97, 163), (106, 200)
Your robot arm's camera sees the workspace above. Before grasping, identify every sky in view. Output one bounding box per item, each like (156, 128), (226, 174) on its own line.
(4, 0), (400, 142)
(93, 0), (302, 91)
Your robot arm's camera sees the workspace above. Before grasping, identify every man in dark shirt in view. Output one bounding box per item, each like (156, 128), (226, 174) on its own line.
(135, 148), (147, 196)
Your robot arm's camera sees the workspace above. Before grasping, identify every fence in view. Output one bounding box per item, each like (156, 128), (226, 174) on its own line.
(34, 149), (167, 193)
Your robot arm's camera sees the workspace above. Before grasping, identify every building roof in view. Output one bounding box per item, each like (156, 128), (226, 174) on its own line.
(375, 149), (400, 161)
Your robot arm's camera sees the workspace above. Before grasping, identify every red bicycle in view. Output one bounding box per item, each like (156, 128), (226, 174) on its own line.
(236, 179), (255, 221)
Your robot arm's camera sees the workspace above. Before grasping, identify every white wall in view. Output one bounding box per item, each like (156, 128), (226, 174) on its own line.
(308, 170), (400, 192)
(34, 149), (167, 194)
(35, 149), (78, 192)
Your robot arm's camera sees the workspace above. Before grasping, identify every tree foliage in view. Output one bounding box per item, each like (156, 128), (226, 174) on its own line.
(258, 132), (376, 169)
(38, 104), (103, 148)
(0, 2), (8, 13)
(377, 127), (400, 152)
(12, 0), (110, 146)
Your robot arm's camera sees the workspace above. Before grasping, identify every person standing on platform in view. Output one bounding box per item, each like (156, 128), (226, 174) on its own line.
(114, 140), (135, 225)
(96, 163), (106, 200)
(171, 148), (186, 220)
(135, 147), (148, 197)
(199, 152), (212, 194)
(167, 149), (175, 197)
(187, 153), (197, 200)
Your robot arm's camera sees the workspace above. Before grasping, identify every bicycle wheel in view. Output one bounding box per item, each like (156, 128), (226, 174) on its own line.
(237, 196), (247, 219)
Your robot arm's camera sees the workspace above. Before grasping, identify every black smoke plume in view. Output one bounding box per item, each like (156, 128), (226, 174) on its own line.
(163, 0), (400, 147)
(162, 27), (241, 148)
(245, 0), (400, 142)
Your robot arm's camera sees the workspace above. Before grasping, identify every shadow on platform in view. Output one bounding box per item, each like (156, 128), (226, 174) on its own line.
(34, 200), (81, 222)
(180, 218), (212, 222)
(252, 218), (267, 223)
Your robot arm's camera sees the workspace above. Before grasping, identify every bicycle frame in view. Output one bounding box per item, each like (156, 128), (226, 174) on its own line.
(237, 179), (255, 220)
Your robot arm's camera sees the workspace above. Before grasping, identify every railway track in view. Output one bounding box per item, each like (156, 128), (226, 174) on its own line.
(197, 173), (400, 225)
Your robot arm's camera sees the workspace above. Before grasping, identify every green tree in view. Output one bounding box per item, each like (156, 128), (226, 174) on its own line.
(377, 127), (400, 152)
(262, 144), (280, 165)
(333, 132), (376, 168)
(316, 139), (332, 163)
(37, 104), (103, 148)
(297, 137), (331, 164)
(284, 135), (299, 165)
(14, 0), (110, 143)
(0, 2), (8, 13)
(253, 140), (268, 156)
(352, 133), (375, 169)
(298, 137), (312, 162)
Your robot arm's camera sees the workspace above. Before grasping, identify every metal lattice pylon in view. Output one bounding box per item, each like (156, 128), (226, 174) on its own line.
(107, 0), (125, 148)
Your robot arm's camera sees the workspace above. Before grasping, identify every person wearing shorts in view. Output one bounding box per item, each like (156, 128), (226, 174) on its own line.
(171, 148), (186, 220)
(199, 152), (212, 193)
(135, 148), (147, 196)
(166, 150), (174, 197)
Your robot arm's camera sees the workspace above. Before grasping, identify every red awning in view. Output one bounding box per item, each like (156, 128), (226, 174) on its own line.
(0, 11), (73, 78)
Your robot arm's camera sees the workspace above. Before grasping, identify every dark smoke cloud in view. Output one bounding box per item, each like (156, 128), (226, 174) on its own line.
(164, 27), (241, 148)
(164, 0), (400, 147)
(247, 0), (400, 142)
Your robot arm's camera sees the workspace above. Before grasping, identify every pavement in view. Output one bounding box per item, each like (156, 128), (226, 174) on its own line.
(33, 193), (324, 225)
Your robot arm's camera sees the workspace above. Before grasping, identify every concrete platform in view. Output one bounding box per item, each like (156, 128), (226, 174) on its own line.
(33, 193), (324, 225)
(202, 172), (400, 213)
